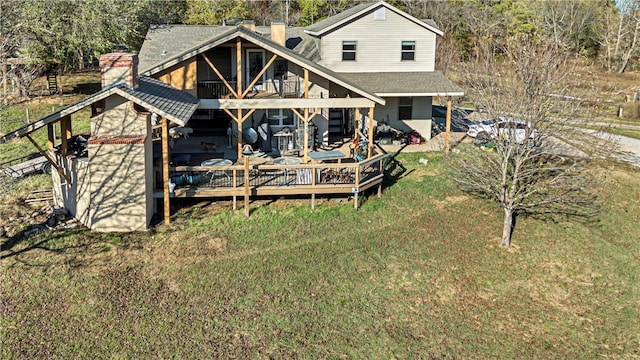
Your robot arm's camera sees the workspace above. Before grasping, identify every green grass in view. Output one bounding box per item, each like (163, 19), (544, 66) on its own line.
(1, 153), (639, 358)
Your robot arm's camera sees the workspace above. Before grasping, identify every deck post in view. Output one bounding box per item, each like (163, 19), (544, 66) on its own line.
(311, 193), (315, 210)
(162, 116), (170, 224)
(244, 156), (250, 217)
(59, 115), (71, 156)
(354, 108), (360, 143)
(47, 123), (55, 149)
(368, 106), (374, 158)
(233, 169), (237, 210)
(445, 97), (452, 153)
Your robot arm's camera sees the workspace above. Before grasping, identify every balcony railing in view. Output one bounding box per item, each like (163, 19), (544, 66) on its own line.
(198, 76), (301, 99)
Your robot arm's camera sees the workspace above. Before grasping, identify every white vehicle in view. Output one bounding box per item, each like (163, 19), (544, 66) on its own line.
(467, 117), (541, 146)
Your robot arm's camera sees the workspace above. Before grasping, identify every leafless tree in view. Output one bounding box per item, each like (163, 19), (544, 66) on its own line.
(449, 38), (609, 249)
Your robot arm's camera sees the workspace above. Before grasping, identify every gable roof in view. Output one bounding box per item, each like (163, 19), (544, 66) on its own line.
(140, 25), (385, 105)
(1, 76), (199, 142)
(304, 1), (443, 37)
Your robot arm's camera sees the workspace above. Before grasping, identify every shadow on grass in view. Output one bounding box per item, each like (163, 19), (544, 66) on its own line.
(376, 143), (415, 187)
(0, 227), (136, 270)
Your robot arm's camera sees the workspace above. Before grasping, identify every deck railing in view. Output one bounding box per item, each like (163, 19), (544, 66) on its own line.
(155, 153), (389, 208)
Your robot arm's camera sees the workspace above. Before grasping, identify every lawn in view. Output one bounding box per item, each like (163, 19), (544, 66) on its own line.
(1, 152), (639, 358)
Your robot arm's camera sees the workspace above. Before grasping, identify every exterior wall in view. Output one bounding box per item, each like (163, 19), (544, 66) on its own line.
(318, 9), (437, 73)
(158, 58), (197, 97)
(91, 97), (147, 136)
(52, 155), (91, 228)
(375, 96), (432, 134)
(88, 142), (149, 232)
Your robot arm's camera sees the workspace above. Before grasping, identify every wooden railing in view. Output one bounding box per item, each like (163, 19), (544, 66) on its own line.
(154, 153), (389, 208)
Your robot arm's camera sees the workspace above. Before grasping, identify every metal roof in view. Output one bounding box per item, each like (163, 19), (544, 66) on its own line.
(338, 71), (464, 97)
(0, 76), (199, 142)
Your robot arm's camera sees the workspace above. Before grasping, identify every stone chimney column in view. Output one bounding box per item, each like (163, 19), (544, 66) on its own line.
(271, 21), (286, 46)
(99, 52), (139, 89)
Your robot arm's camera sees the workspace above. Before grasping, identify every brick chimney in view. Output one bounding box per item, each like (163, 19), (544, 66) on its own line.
(240, 20), (255, 32)
(271, 21), (286, 46)
(99, 51), (139, 89)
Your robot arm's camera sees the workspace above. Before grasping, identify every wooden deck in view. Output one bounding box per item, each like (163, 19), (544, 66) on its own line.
(154, 154), (389, 206)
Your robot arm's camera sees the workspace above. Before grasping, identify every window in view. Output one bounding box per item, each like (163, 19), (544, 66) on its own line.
(274, 59), (288, 79)
(267, 109), (295, 127)
(401, 41), (415, 61)
(342, 41), (357, 61)
(398, 97), (413, 120)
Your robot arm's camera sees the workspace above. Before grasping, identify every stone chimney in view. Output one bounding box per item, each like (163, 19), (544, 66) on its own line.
(99, 51), (139, 89)
(271, 21), (286, 46)
(240, 20), (255, 32)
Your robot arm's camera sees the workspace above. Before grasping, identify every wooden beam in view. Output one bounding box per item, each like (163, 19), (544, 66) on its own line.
(162, 116), (171, 224)
(304, 68), (309, 99)
(354, 108), (360, 143)
(237, 109), (243, 157)
(291, 108), (304, 120)
(47, 123), (55, 149)
(241, 108), (255, 123)
(303, 107), (309, 163)
(59, 115), (71, 156)
(223, 108), (238, 122)
(200, 98), (376, 109)
(25, 134), (71, 184)
(368, 106), (374, 158)
(202, 53), (238, 98)
(236, 38), (242, 97)
(243, 156), (250, 217)
(241, 54), (278, 98)
(445, 98), (452, 153)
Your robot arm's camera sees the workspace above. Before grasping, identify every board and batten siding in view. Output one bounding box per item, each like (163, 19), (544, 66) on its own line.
(318, 9), (437, 73)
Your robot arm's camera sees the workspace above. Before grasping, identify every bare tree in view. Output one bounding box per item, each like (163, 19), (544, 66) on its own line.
(449, 38), (607, 248)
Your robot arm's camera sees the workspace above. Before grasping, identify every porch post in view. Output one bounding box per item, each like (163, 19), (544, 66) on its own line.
(445, 97), (452, 153)
(237, 109), (243, 157)
(47, 123), (55, 149)
(303, 68), (310, 163)
(368, 106), (374, 158)
(161, 116), (171, 224)
(237, 38), (244, 158)
(354, 108), (360, 141)
(244, 155), (250, 217)
(60, 115), (71, 156)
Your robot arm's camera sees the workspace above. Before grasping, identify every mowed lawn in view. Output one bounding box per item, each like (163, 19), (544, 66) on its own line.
(1, 153), (639, 358)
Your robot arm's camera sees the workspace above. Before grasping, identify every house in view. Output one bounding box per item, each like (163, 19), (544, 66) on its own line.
(0, 1), (462, 232)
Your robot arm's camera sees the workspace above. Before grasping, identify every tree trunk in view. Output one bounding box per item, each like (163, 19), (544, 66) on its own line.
(501, 207), (514, 248)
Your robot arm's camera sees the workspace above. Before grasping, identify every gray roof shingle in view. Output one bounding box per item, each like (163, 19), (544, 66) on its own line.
(0, 76), (199, 141)
(338, 71), (463, 96)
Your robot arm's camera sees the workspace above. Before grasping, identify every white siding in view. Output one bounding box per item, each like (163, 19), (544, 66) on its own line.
(318, 9), (437, 73)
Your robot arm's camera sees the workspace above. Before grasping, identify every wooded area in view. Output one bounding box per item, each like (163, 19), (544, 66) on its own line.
(0, 0), (638, 105)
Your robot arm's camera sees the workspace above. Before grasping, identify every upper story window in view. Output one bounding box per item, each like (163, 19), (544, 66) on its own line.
(342, 41), (357, 61)
(401, 41), (416, 61)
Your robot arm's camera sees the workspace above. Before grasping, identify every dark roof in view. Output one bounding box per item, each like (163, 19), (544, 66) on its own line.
(138, 25), (231, 73)
(304, 1), (443, 37)
(1, 76), (199, 142)
(338, 71), (464, 97)
(120, 76), (199, 124)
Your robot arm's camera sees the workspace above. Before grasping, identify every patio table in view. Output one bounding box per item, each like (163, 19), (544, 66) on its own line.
(201, 158), (233, 182)
(308, 150), (346, 164)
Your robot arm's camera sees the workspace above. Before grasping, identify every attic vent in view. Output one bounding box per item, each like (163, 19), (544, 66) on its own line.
(374, 7), (386, 21)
